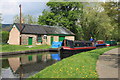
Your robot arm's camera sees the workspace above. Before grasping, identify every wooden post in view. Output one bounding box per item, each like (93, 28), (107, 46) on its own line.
(64, 39), (66, 47)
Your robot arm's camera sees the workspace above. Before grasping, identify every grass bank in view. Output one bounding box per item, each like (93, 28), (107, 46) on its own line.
(1, 45), (50, 52)
(29, 46), (118, 78)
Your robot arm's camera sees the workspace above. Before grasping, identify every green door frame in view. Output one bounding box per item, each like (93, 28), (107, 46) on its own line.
(59, 36), (65, 42)
(51, 37), (54, 45)
(28, 37), (33, 45)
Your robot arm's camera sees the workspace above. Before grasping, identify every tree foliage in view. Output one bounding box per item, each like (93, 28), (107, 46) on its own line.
(0, 13), (2, 44)
(102, 2), (119, 23)
(0, 13), (2, 24)
(101, 2), (119, 41)
(0, 31), (9, 44)
(0, 13), (2, 31)
(38, 2), (83, 33)
(78, 4), (114, 40)
(38, 2), (119, 41)
(13, 14), (37, 24)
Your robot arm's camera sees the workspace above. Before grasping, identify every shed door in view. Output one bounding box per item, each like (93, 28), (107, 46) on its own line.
(51, 37), (54, 45)
(28, 37), (33, 45)
(59, 36), (65, 42)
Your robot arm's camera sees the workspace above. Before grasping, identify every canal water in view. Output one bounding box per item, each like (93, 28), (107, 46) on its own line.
(0, 52), (62, 78)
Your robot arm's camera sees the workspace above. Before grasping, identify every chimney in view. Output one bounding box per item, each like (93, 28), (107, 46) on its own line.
(19, 4), (22, 31)
(21, 18), (24, 23)
(19, 4), (22, 45)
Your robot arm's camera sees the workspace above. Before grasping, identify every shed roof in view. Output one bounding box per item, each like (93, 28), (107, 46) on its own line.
(14, 23), (75, 35)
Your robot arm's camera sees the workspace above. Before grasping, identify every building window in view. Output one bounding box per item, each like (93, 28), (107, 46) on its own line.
(37, 35), (42, 43)
(43, 35), (47, 39)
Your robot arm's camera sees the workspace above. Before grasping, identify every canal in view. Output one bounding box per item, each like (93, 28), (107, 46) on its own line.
(0, 52), (61, 78)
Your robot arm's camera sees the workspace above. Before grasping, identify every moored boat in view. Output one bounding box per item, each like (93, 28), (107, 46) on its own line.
(95, 40), (106, 47)
(60, 39), (96, 58)
(105, 40), (117, 46)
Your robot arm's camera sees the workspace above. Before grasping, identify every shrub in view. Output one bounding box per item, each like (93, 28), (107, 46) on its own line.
(0, 31), (9, 44)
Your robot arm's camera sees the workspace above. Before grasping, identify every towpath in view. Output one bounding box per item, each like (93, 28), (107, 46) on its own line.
(96, 47), (120, 79)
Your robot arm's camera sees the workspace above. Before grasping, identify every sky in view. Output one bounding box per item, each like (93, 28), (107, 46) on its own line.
(0, 0), (118, 24)
(0, 0), (50, 24)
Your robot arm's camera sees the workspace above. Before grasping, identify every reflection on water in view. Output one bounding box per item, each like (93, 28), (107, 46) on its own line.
(1, 52), (61, 78)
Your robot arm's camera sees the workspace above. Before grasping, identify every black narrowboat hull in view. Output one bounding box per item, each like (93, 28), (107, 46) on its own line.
(95, 44), (106, 48)
(60, 46), (96, 59)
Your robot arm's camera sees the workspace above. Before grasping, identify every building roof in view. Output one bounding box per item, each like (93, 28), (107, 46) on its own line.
(14, 23), (75, 35)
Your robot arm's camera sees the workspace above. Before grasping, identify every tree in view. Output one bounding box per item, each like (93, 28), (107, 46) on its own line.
(13, 14), (37, 24)
(0, 13), (2, 31)
(0, 13), (2, 44)
(102, 2), (119, 23)
(78, 3), (114, 40)
(0, 31), (9, 44)
(38, 2), (118, 41)
(0, 13), (2, 24)
(38, 2), (83, 34)
(102, 2), (119, 41)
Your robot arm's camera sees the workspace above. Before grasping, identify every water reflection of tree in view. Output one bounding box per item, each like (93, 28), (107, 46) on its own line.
(2, 59), (9, 69)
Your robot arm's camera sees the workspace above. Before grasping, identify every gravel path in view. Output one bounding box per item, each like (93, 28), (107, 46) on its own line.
(96, 47), (120, 79)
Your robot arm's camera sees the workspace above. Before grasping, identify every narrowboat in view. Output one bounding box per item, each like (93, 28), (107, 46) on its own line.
(105, 40), (117, 46)
(95, 40), (106, 47)
(95, 40), (117, 47)
(60, 39), (96, 58)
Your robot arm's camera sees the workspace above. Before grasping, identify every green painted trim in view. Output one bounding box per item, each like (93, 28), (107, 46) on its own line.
(51, 37), (54, 44)
(11, 24), (20, 32)
(59, 36), (65, 41)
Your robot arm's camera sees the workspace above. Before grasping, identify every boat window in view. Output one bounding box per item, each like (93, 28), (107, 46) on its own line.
(74, 43), (84, 47)
(74, 42), (92, 47)
(74, 43), (80, 47)
(86, 43), (92, 46)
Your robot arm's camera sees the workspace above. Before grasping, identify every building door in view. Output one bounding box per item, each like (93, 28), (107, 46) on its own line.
(51, 37), (54, 45)
(59, 36), (65, 42)
(28, 37), (33, 45)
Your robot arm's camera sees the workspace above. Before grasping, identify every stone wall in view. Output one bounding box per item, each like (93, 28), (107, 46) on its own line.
(41, 35), (47, 45)
(46, 36), (59, 45)
(46, 36), (51, 45)
(21, 34), (75, 45)
(53, 36), (59, 42)
(65, 36), (75, 41)
(21, 34), (37, 45)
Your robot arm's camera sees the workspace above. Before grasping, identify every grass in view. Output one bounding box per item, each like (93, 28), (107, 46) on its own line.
(0, 44), (51, 52)
(29, 46), (118, 78)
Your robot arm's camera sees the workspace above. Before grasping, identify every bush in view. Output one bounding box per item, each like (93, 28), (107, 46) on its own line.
(0, 31), (9, 44)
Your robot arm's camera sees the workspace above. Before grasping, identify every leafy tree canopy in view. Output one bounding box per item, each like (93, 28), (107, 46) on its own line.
(77, 2), (118, 41)
(102, 2), (119, 41)
(102, 2), (119, 23)
(13, 14), (37, 24)
(38, 2), (83, 33)
(0, 31), (9, 44)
